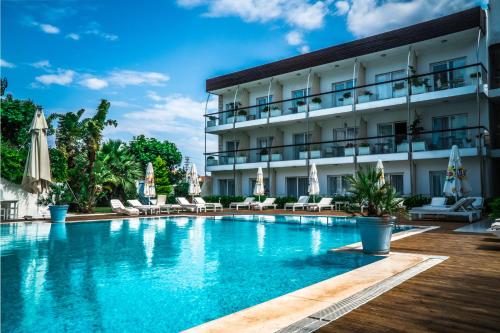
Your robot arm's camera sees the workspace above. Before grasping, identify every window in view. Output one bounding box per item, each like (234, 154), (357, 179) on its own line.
(386, 174), (404, 195)
(429, 171), (446, 197)
(431, 57), (466, 90)
(286, 177), (308, 197)
(332, 80), (354, 107)
(376, 122), (407, 153)
(291, 89), (308, 110)
(249, 178), (270, 195)
(226, 141), (239, 157)
(219, 179), (235, 196)
(256, 95), (273, 114)
(257, 137), (273, 160)
(432, 114), (468, 149)
(293, 133), (311, 159)
(327, 175), (351, 195)
(375, 70), (406, 100)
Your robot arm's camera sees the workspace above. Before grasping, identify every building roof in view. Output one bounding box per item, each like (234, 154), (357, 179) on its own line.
(206, 6), (483, 92)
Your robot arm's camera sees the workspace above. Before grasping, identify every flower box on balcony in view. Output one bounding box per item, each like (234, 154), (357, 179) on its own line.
(235, 115), (247, 122)
(310, 150), (321, 159)
(412, 85), (427, 95)
(412, 141), (427, 152)
(207, 119), (217, 127)
(397, 143), (409, 153)
(299, 151), (308, 159)
(271, 153), (282, 161)
(393, 87), (406, 98)
(358, 146), (371, 155)
(226, 116), (235, 124)
(271, 109), (282, 117)
(207, 158), (218, 166)
(309, 103), (321, 111)
(358, 95), (371, 103)
(260, 154), (269, 162)
(297, 105), (307, 113)
(236, 156), (247, 164)
(342, 97), (353, 106)
(260, 111), (269, 119)
(227, 157), (235, 164)
(344, 147), (355, 156)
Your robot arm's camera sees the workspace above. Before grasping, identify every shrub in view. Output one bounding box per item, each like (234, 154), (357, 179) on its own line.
(486, 197), (500, 219)
(403, 195), (430, 210)
(275, 196), (298, 208)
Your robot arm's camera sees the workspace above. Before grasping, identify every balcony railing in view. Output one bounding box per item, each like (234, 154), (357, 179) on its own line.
(205, 126), (486, 167)
(205, 63), (487, 127)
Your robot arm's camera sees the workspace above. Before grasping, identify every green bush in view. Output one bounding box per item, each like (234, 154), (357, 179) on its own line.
(403, 195), (431, 209)
(486, 197), (500, 219)
(275, 196), (298, 208)
(202, 196), (246, 208)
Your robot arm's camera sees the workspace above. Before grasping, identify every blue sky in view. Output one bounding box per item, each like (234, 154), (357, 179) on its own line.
(1, 0), (481, 170)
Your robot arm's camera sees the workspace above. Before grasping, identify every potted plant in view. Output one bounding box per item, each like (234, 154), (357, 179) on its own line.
(206, 155), (217, 166)
(271, 151), (282, 161)
(297, 100), (307, 113)
(236, 109), (247, 122)
(260, 148), (269, 161)
(347, 167), (404, 254)
(393, 82), (406, 97)
(260, 106), (269, 119)
(207, 116), (217, 127)
(310, 97), (322, 111)
(271, 105), (282, 117)
(38, 183), (73, 223)
(358, 142), (370, 155)
(358, 91), (373, 103)
(342, 92), (352, 106)
(344, 143), (355, 156)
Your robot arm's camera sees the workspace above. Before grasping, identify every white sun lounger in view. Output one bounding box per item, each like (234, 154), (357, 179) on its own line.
(110, 199), (140, 216)
(284, 196), (309, 211)
(194, 197), (223, 212)
(229, 197), (255, 210)
(176, 197), (206, 213)
(423, 197), (447, 208)
(127, 199), (160, 215)
(156, 195), (182, 213)
(251, 198), (277, 211)
(307, 197), (334, 212)
(409, 197), (480, 222)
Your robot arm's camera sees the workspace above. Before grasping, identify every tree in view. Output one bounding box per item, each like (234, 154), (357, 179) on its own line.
(0, 93), (37, 148)
(128, 135), (182, 184)
(153, 156), (173, 196)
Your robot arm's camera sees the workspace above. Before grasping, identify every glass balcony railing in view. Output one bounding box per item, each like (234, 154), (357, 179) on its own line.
(205, 127), (485, 167)
(205, 64), (487, 127)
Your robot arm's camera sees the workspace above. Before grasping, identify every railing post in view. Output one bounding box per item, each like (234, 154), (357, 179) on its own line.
(306, 69), (312, 180)
(406, 46), (415, 196)
(232, 86), (239, 196)
(352, 59), (358, 173)
(476, 28), (485, 198)
(266, 78), (273, 196)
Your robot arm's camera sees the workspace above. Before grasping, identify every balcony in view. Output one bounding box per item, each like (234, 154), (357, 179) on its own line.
(205, 64), (486, 132)
(205, 127), (486, 171)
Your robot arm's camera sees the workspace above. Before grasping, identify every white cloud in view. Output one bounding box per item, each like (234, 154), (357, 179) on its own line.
(84, 22), (118, 41)
(79, 77), (109, 90)
(35, 69), (75, 86)
(285, 1), (328, 30)
(334, 1), (349, 15)
(107, 70), (170, 87)
(66, 33), (80, 40)
(0, 59), (15, 68)
(39, 23), (60, 34)
(299, 45), (310, 53)
(286, 30), (303, 46)
(31, 60), (51, 68)
(339, 0), (475, 37)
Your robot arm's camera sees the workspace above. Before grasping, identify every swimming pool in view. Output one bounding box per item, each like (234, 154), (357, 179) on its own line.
(1, 216), (410, 332)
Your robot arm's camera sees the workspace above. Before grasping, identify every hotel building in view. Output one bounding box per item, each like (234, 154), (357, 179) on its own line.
(203, 6), (500, 199)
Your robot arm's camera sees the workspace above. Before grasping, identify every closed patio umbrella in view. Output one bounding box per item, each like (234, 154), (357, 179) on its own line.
(143, 162), (156, 204)
(22, 108), (52, 194)
(443, 145), (471, 199)
(376, 159), (385, 188)
(188, 164), (201, 200)
(308, 163), (320, 203)
(253, 167), (265, 201)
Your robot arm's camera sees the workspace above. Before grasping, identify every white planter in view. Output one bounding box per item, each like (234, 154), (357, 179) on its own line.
(309, 103), (321, 111)
(344, 147), (355, 156)
(358, 95), (372, 103)
(207, 120), (216, 127)
(260, 155), (269, 162)
(206, 158), (218, 166)
(235, 115), (247, 122)
(236, 156), (247, 164)
(226, 116), (235, 124)
(271, 153), (282, 161)
(310, 150), (321, 159)
(393, 88), (406, 98)
(358, 146), (370, 155)
(342, 98), (353, 106)
(260, 111), (269, 119)
(299, 151), (308, 159)
(227, 157), (235, 164)
(412, 141), (426, 152)
(397, 143), (409, 153)
(297, 105), (307, 113)
(412, 85), (427, 95)
(270, 109), (282, 117)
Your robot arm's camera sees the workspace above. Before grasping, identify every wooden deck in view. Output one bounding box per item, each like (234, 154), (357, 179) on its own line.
(317, 220), (500, 333)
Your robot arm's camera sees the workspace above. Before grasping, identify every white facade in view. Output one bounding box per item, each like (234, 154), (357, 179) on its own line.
(204, 6), (500, 198)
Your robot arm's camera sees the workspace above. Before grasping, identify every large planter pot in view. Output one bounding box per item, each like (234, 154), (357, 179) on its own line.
(357, 216), (395, 254)
(49, 205), (69, 223)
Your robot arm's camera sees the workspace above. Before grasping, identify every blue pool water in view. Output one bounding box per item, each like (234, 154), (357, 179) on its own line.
(1, 216), (409, 332)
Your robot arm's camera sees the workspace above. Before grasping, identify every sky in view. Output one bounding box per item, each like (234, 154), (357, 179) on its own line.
(1, 0), (483, 171)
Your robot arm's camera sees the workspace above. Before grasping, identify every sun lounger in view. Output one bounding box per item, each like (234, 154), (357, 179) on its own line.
(308, 197), (334, 212)
(156, 195), (182, 213)
(409, 197), (480, 222)
(423, 197), (446, 208)
(229, 197), (255, 210)
(176, 197), (206, 213)
(251, 198), (277, 211)
(110, 199), (140, 216)
(127, 199), (160, 215)
(194, 197), (223, 212)
(284, 196), (309, 211)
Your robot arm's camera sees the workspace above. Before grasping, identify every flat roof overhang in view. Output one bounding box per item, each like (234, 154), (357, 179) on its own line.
(206, 6), (485, 93)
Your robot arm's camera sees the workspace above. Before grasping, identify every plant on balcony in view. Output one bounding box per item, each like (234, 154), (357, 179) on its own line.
(393, 82), (405, 91)
(363, 91), (373, 96)
(272, 105), (280, 110)
(208, 116), (217, 121)
(238, 109), (247, 116)
(345, 143), (355, 148)
(297, 101), (306, 106)
(260, 148), (268, 155)
(360, 142), (370, 147)
(470, 72), (481, 78)
(343, 92), (352, 99)
(311, 97), (322, 104)
(262, 106), (270, 112)
(410, 115), (424, 140)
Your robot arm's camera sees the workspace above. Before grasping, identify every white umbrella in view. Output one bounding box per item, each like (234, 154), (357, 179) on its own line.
(143, 162), (156, 204)
(308, 163), (320, 202)
(253, 167), (265, 201)
(22, 109), (52, 194)
(376, 159), (385, 188)
(443, 145), (471, 199)
(188, 164), (201, 198)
